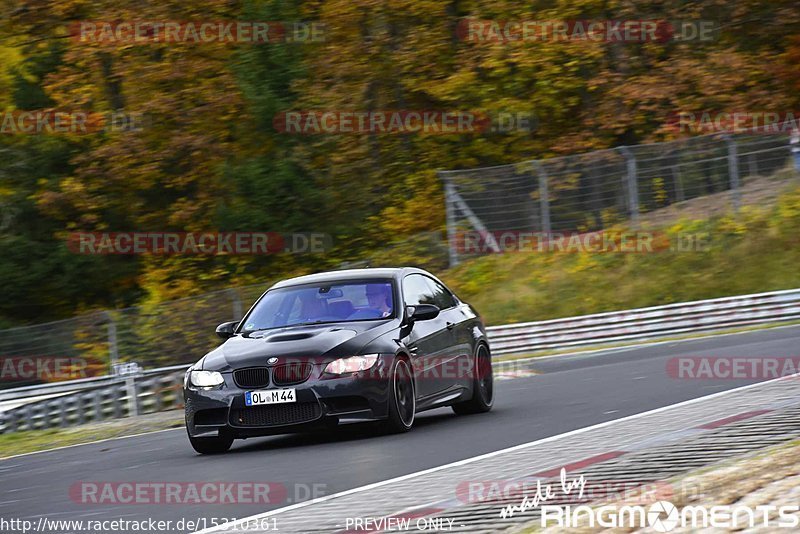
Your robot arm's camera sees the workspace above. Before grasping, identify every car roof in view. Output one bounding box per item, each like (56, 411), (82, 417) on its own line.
(270, 267), (431, 289)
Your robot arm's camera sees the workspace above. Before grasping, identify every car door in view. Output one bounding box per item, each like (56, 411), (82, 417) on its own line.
(401, 274), (452, 399)
(424, 276), (473, 392)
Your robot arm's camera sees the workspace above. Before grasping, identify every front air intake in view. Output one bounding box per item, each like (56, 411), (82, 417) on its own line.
(233, 367), (270, 388)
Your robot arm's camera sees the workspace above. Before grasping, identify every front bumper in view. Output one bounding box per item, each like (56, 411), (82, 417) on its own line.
(184, 360), (392, 438)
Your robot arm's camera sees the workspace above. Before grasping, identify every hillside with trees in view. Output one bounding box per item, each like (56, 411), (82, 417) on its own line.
(1, 0), (799, 326)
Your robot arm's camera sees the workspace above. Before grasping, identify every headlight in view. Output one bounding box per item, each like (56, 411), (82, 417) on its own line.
(190, 370), (224, 388)
(324, 354), (379, 375)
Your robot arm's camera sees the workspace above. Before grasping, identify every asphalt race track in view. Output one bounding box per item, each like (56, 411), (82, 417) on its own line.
(3, 325), (800, 532)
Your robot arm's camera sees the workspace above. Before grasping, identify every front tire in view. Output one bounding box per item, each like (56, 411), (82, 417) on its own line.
(383, 358), (416, 433)
(452, 344), (493, 415)
(188, 430), (233, 454)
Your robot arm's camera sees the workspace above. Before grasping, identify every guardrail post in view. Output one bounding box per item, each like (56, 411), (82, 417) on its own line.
(19, 404), (30, 431)
(113, 385), (123, 418)
(93, 390), (103, 422)
(76, 394), (85, 425)
(9, 409), (19, 433)
(59, 398), (68, 428)
(723, 134), (741, 212)
(618, 146), (639, 227)
(533, 161), (551, 236)
(125, 376), (139, 417)
(442, 176), (460, 267)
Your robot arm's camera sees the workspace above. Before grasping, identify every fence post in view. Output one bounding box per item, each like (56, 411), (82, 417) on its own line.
(618, 146), (639, 227)
(533, 161), (551, 236)
(671, 166), (684, 202)
(228, 288), (243, 321)
(104, 311), (119, 375)
(723, 134), (741, 212)
(442, 175), (460, 267)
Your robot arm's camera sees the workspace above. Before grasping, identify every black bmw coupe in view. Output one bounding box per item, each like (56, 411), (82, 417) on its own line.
(183, 267), (493, 453)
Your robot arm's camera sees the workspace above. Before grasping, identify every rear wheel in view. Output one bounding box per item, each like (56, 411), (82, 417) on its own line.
(188, 430), (233, 454)
(383, 358), (415, 433)
(452, 344), (493, 415)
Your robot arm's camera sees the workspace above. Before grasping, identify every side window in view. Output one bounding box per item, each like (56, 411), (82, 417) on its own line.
(426, 278), (457, 310)
(402, 275), (437, 306)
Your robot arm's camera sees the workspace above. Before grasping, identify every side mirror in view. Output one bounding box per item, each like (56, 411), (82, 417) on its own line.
(406, 304), (440, 322)
(216, 321), (239, 339)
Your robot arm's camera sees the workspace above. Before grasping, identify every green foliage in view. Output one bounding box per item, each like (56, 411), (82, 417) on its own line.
(1, 0), (800, 325)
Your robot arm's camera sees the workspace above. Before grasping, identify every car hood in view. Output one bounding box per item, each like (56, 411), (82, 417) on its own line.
(200, 319), (398, 371)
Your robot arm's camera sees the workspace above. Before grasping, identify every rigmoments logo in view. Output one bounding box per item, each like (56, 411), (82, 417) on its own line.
(540, 500), (800, 531)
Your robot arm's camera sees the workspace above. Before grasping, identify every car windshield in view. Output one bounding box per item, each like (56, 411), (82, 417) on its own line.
(240, 280), (396, 332)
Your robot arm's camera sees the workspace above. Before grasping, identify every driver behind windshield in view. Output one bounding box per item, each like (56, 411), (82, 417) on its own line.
(349, 283), (393, 319)
(298, 290), (329, 323)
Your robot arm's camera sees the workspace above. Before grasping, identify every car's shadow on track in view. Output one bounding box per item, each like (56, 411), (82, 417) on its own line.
(226, 410), (465, 454)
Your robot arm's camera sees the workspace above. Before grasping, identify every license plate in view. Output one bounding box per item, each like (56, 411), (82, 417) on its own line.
(245, 389), (296, 406)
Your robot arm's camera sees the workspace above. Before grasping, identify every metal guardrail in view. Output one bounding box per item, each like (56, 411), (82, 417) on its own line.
(1, 288), (799, 433)
(0, 364), (191, 402)
(0, 370), (186, 434)
(486, 288), (800, 355)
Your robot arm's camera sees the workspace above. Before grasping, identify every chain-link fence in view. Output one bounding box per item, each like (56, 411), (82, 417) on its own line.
(440, 131), (795, 265)
(0, 312), (111, 388)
